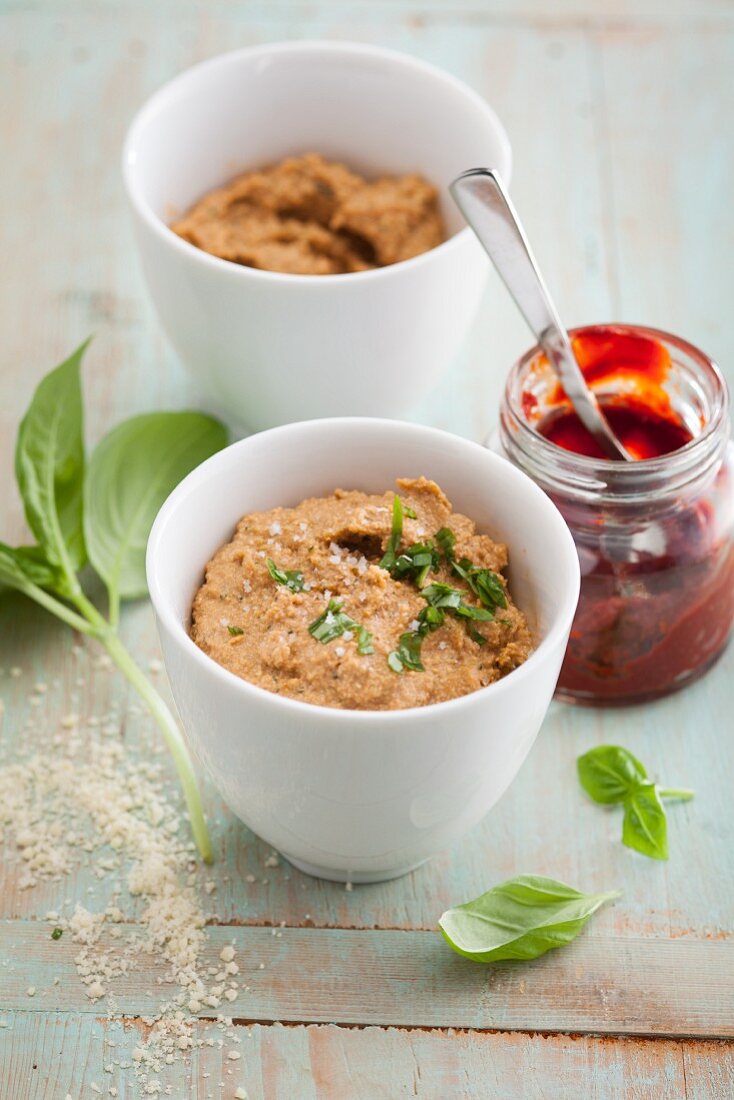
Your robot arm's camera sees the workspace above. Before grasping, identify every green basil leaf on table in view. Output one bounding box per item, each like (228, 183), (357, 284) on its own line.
(577, 744), (693, 860)
(84, 412), (228, 603)
(0, 543), (61, 597)
(15, 340), (88, 575)
(439, 875), (620, 963)
(622, 781), (669, 860)
(577, 745), (648, 804)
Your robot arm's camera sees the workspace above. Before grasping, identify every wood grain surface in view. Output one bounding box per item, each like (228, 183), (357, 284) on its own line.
(1, 0), (732, 1097)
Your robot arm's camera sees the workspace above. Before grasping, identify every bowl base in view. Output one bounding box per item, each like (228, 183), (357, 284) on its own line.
(281, 853), (430, 884)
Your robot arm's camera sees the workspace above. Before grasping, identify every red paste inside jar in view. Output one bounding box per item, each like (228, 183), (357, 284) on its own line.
(538, 328), (694, 459)
(525, 325), (733, 705)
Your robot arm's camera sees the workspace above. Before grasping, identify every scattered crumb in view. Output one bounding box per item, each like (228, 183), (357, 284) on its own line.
(0, 702), (243, 1096)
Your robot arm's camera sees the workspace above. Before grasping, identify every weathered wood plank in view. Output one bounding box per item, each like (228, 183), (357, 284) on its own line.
(1, 921), (732, 1037)
(2, 1013), (732, 1100)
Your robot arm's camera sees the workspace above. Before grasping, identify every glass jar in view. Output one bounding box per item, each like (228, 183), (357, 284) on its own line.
(496, 324), (734, 706)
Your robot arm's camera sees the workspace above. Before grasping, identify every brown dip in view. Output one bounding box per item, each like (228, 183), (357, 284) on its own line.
(171, 153), (445, 275)
(190, 478), (533, 711)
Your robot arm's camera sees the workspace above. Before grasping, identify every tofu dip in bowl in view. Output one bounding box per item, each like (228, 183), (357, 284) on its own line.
(146, 419), (579, 882)
(122, 41), (511, 432)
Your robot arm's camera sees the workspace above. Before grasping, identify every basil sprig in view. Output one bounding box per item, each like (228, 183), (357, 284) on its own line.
(439, 875), (619, 963)
(577, 745), (694, 861)
(308, 598), (373, 655)
(0, 342), (228, 862)
(267, 558), (306, 592)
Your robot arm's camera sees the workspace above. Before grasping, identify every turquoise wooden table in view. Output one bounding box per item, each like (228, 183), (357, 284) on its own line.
(1, 1), (733, 1096)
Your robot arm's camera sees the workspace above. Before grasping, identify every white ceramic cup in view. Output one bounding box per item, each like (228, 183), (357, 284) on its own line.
(146, 418), (579, 882)
(123, 41), (511, 432)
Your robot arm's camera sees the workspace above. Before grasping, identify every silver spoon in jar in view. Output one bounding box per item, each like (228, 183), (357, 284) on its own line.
(450, 167), (632, 461)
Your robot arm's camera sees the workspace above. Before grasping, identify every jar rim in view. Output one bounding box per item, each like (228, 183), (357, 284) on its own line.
(500, 323), (730, 500)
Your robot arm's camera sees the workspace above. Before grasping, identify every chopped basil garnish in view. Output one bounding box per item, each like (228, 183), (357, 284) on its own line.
(465, 621), (488, 645)
(420, 581), (464, 610)
(453, 602), (495, 622)
(356, 626), (374, 655)
(451, 558), (507, 610)
(388, 581), (496, 673)
(388, 630), (426, 673)
(435, 526), (508, 611)
(391, 541), (440, 587)
(404, 504), (418, 520)
(267, 557), (306, 592)
(51, 927), (63, 940)
(435, 526), (456, 561)
(309, 599), (349, 643)
(227, 624), (244, 636)
(379, 494), (404, 571)
(308, 598), (373, 656)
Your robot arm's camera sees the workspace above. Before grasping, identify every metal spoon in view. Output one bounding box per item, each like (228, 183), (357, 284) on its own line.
(450, 167), (632, 461)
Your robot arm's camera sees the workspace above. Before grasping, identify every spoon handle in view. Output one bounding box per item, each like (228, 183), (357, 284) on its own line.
(451, 168), (630, 461)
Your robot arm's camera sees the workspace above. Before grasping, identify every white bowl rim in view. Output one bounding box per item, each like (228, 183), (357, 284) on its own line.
(121, 38), (512, 287)
(146, 417), (580, 725)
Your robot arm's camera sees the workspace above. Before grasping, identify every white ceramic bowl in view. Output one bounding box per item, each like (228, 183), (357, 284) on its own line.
(147, 419), (579, 882)
(123, 41), (511, 432)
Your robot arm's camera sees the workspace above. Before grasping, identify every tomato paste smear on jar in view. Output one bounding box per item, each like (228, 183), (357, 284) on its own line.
(531, 325), (734, 704)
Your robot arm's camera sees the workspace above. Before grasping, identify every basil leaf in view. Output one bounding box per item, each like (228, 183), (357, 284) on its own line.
(465, 621), (488, 645)
(0, 542), (62, 598)
(439, 875), (620, 963)
(267, 558), (306, 592)
(308, 599), (371, 654)
(471, 568), (507, 610)
(453, 602), (495, 622)
(403, 504), (417, 520)
(622, 782), (668, 860)
(577, 745), (648, 804)
(391, 541), (439, 587)
(379, 494), (404, 571)
(435, 526), (456, 561)
(451, 558), (507, 610)
(420, 582), (464, 610)
(84, 412), (227, 601)
(388, 630), (426, 673)
(227, 625), (244, 636)
(15, 340), (88, 576)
